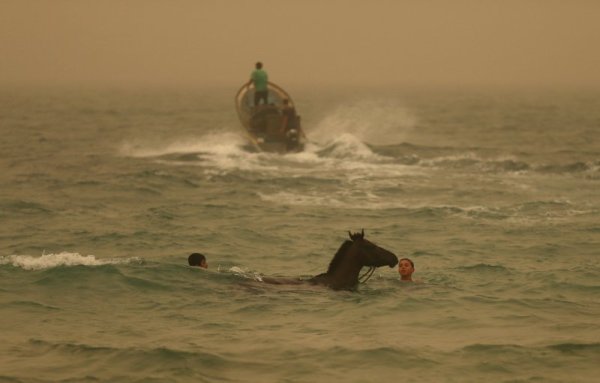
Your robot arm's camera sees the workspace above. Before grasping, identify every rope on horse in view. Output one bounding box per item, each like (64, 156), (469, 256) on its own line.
(358, 266), (376, 284)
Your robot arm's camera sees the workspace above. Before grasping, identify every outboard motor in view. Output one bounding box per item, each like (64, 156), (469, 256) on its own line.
(286, 128), (299, 142)
(285, 128), (300, 151)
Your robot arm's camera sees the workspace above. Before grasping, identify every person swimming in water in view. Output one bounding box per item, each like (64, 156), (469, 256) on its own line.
(188, 253), (208, 269)
(398, 258), (415, 282)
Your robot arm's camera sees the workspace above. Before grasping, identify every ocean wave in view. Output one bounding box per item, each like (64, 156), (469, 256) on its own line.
(8, 339), (597, 383)
(448, 155), (599, 176)
(119, 125), (422, 179)
(375, 145), (599, 176)
(548, 342), (600, 353)
(4, 300), (61, 311)
(256, 191), (512, 220)
(457, 263), (510, 273)
(257, 190), (595, 227)
(509, 199), (596, 220)
(419, 153), (528, 173)
(314, 133), (383, 160)
(546, 281), (600, 294)
(0, 252), (142, 271)
(258, 191), (350, 208)
(18, 339), (230, 381)
(120, 127), (597, 184)
(462, 341), (600, 355)
(537, 161), (595, 174)
(0, 200), (53, 215)
(119, 131), (247, 158)
(27, 338), (225, 361)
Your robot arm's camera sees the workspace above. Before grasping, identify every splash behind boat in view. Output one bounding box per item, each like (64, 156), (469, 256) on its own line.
(235, 82), (306, 153)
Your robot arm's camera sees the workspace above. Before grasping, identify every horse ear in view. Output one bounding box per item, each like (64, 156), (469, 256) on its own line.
(349, 230), (364, 241)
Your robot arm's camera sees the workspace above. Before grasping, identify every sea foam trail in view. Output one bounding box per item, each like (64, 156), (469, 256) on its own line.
(118, 98), (416, 166)
(117, 128), (407, 177)
(0, 252), (141, 270)
(118, 131), (247, 158)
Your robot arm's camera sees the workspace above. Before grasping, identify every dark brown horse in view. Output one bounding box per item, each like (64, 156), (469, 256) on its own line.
(259, 230), (398, 290)
(308, 230), (398, 290)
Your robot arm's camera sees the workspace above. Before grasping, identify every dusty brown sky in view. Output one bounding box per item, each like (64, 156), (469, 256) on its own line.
(1, 0), (599, 89)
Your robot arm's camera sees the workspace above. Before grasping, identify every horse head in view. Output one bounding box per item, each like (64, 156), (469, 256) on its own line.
(348, 229), (398, 269)
(310, 230), (399, 290)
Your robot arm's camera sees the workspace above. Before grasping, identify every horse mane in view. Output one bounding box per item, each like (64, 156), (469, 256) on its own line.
(326, 240), (353, 274)
(326, 230), (366, 274)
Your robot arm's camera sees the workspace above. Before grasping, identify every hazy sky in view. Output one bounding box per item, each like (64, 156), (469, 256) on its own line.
(2, 0), (600, 89)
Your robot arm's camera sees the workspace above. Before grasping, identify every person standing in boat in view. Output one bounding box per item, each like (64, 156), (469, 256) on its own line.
(246, 62), (269, 106)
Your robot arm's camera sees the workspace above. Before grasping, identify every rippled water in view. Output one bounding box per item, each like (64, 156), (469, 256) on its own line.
(1, 86), (599, 382)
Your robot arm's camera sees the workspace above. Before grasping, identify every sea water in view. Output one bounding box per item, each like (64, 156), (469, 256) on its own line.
(1, 86), (599, 383)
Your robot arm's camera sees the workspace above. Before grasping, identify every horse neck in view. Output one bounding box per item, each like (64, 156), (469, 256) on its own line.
(326, 244), (364, 289)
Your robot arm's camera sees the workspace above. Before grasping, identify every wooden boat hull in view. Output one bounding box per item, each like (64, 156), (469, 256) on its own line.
(235, 82), (306, 153)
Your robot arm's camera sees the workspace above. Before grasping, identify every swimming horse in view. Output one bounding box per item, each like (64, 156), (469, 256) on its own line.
(262, 230), (398, 291)
(308, 230), (398, 290)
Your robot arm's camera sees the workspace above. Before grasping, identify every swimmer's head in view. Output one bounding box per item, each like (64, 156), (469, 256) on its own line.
(188, 253), (208, 269)
(398, 258), (414, 280)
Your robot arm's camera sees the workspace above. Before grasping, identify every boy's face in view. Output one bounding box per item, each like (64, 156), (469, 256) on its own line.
(398, 259), (414, 276)
(200, 260), (208, 269)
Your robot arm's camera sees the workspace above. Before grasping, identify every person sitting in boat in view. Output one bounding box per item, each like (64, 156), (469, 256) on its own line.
(280, 99), (298, 133)
(245, 62), (269, 107)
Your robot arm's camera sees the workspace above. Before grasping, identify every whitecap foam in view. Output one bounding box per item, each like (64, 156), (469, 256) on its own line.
(257, 190), (426, 210)
(314, 133), (381, 160)
(0, 252), (141, 271)
(118, 131), (247, 158)
(258, 191), (347, 208)
(225, 266), (263, 281)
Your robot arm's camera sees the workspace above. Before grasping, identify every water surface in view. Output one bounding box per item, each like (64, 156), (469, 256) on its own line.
(1, 86), (599, 382)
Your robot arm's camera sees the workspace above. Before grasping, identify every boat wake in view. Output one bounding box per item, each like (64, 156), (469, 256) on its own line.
(118, 126), (600, 183)
(118, 131), (247, 159)
(118, 128), (405, 175)
(119, 97), (417, 167)
(117, 95), (599, 181)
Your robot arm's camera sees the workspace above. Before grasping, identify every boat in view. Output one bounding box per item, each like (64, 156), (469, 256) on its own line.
(235, 81), (306, 153)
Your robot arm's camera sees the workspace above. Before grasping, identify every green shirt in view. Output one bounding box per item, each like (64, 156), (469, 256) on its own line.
(251, 69), (268, 91)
